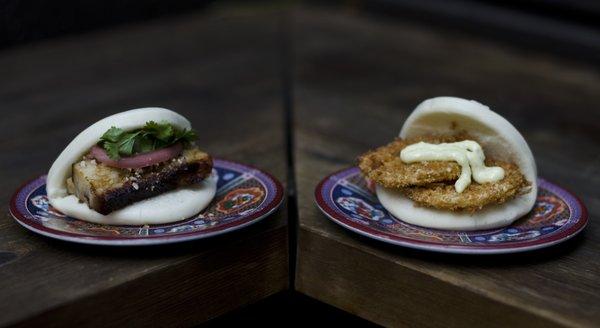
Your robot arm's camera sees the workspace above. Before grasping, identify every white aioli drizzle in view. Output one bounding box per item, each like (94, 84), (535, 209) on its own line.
(400, 140), (505, 193)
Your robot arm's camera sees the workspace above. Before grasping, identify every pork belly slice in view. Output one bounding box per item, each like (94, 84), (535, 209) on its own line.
(66, 147), (213, 215)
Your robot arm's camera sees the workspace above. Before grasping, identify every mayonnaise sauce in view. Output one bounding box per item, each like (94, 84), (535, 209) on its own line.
(400, 140), (505, 193)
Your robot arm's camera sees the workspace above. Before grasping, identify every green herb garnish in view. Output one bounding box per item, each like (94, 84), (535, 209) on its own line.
(99, 121), (197, 160)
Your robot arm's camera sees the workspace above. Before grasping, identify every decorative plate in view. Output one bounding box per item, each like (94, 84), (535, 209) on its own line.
(315, 167), (587, 254)
(10, 159), (284, 246)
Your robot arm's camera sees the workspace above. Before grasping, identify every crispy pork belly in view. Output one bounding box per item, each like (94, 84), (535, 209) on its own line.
(66, 147), (212, 215)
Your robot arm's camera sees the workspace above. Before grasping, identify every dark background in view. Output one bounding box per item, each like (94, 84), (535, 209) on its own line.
(1, 0), (598, 325)
(2, 0), (600, 63)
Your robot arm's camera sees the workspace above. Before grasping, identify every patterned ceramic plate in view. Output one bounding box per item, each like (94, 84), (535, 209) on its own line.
(315, 167), (587, 254)
(10, 159), (284, 246)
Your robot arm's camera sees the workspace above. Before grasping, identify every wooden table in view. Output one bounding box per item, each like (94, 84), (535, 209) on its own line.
(293, 7), (600, 328)
(1, 3), (599, 327)
(0, 8), (288, 327)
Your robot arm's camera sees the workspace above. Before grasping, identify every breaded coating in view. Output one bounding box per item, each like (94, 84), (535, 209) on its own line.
(401, 161), (529, 212)
(358, 135), (468, 188)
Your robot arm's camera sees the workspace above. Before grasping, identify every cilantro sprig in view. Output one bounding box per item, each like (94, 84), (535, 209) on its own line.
(99, 121), (197, 160)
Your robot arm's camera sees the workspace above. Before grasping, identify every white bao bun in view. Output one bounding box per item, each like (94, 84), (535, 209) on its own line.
(47, 107), (217, 225)
(377, 97), (537, 230)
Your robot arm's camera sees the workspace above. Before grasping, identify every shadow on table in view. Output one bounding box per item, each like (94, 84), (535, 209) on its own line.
(22, 207), (286, 260)
(203, 290), (379, 327)
(324, 215), (588, 268)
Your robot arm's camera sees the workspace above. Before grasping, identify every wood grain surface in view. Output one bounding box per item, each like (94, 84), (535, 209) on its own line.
(2, 3), (599, 327)
(0, 7), (288, 327)
(293, 7), (600, 328)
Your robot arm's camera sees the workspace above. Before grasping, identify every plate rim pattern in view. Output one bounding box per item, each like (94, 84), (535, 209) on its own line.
(315, 166), (588, 254)
(10, 158), (284, 246)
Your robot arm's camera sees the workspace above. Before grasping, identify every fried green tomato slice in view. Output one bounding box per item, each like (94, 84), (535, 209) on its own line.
(358, 135), (467, 188)
(401, 161), (529, 212)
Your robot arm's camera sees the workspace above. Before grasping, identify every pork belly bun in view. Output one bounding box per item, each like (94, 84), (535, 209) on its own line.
(47, 107), (217, 225)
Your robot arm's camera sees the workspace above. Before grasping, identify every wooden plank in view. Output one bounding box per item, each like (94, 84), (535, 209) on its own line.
(361, 0), (600, 63)
(0, 7), (288, 327)
(293, 7), (600, 328)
